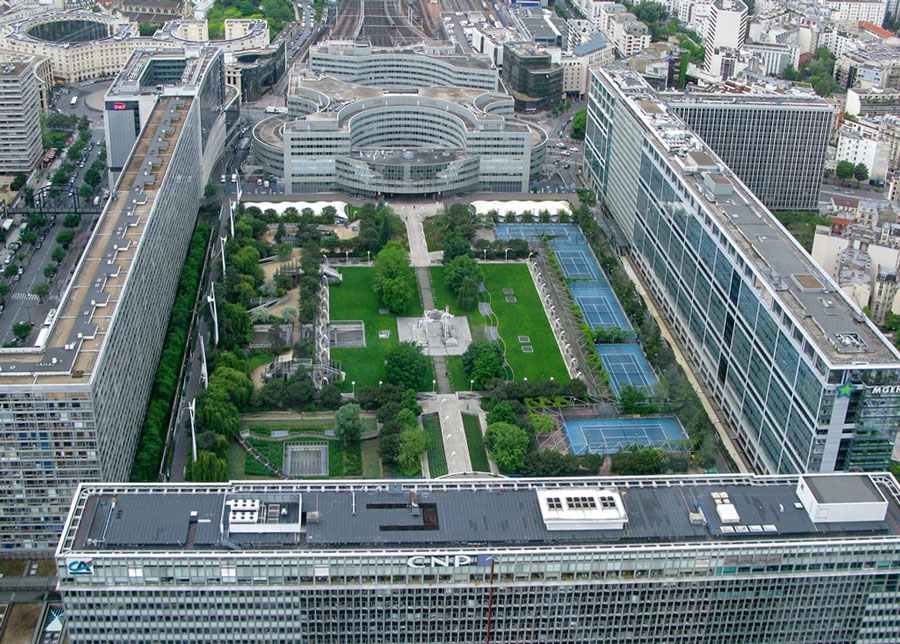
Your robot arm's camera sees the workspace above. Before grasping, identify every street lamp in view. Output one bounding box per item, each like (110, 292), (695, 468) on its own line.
(378, 380), (383, 387)
(351, 381), (355, 395)
(470, 379), (474, 391)
(483, 249), (487, 261)
(432, 379), (436, 394)
(504, 248), (509, 261)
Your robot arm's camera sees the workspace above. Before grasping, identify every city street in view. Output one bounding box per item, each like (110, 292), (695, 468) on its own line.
(0, 80), (110, 345)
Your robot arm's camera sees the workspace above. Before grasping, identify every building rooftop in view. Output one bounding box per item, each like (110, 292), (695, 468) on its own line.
(108, 46), (220, 98)
(663, 91), (833, 110)
(601, 66), (900, 367)
(0, 51), (216, 384)
(59, 474), (900, 555)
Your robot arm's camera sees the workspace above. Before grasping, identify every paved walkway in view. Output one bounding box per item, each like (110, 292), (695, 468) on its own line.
(395, 203), (443, 267)
(422, 394), (472, 474)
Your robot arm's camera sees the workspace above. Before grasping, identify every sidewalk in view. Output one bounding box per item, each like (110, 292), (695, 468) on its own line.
(422, 394), (472, 474)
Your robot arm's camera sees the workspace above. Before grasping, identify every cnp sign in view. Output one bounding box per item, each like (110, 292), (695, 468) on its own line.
(870, 386), (900, 394)
(407, 554), (493, 568)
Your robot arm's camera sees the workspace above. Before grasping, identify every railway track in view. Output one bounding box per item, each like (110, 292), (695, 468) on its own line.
(331, 0), (361, 39)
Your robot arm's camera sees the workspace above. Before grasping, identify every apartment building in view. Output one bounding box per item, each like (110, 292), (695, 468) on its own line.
(0, 54), (41, 173)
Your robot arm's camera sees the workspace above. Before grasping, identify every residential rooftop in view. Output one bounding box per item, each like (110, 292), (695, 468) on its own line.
(601, 66), (900, 367)
(0, 69), (200, 384)
(58, 474), (900, 555)
(662, 91), (833, 110)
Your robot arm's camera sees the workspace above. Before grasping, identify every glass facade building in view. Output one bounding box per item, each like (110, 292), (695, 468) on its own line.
(57, 475), (900, 643)
(584, 67), (900, 475)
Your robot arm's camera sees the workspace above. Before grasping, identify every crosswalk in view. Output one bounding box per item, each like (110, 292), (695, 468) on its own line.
(10, 293), (38, 303)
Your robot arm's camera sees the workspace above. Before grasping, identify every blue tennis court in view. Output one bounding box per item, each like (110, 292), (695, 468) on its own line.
(571, 285), (632, 331)
(555, 249), (603, 279)
(562, 416), (689, 455)
(495, 224), (580, 242)
(595, 344), (658, 394)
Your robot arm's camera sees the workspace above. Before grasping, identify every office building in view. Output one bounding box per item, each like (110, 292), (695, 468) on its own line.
(57, 474), (900, 643)
(0, 53), (41, 173)
(253, 72), (545, 196)
(826, 0), (887, 25)
(585, 66), (900, 475)
(308, 41), (498, 92)
(664, 92), (833, 212)
(704, 0), (748, 70)
(501, 42), (562, 112)
(0, 47), (230, 550)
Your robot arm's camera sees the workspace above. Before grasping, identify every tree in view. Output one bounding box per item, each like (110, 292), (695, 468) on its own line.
(571, 108), (587, 140)
(401, 388), (422, 416)
(63, 213), (81, 228)
(3, 264), (17, 278)
(12, 320), (33, 342)
(187, 451), (228, 482)
(472, 350), (505, 389)
(31, 282), (49, 303)
(51, 168), (69, 184)
(835, 160), (855, 183)
(286, 376), (316, 407)
(618, 385), (647, 414)
(372, 241), (414, 312)
(442, 234), (471, 263)
(56, 230), (75, 248)
(204, 183), (217, 198)
(854, 163), (869, 184)
(456, 274), (479, 311)
(384, 342), (430, 391)
(610, 446), (666, 475)
(486, 400), (517, 425)
(445, 255), (483, 294)
(0, 283), (9, 300)
(484, 422), (531, 473)
(78, 184), (94, 200)
(10, 172), (26, 191)
(261, 378), (288, 407)
(463, 342), (504, 375)
(317, 383), (343, 410)
(83, 167), (101, 188)
(21, 231), (37, 246)
(381, 276), (415, 313)
(396, 427), (430, 474)
(335, 403), (365, 445)
(51, 246), (66, 263)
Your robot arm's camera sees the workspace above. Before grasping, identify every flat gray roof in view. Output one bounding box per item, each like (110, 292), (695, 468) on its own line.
(804, 474), (885, 505)
(60, 474), (900, 554)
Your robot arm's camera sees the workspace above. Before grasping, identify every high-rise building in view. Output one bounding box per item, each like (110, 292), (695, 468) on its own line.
(663, 92), (833, 212)
(584, 66), (900, 475)
(0, 47), (230, 551)
(57, 474), (900, 644)
(703, 0), (748, 70)
(0, 54), (41, 173)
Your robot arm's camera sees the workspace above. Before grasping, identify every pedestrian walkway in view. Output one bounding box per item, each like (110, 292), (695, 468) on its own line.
(422, 394), (472, 474)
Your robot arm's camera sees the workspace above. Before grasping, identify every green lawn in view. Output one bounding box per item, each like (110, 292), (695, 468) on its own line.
(247, 350), (274, 373)
(329, 267), (426, 389)
(430, 264), (567, 383)
(423, 415), (448, 477)
(361, 437), (383, 477)
(462, 414), (490, 472)
(241, 417), (376, 433)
